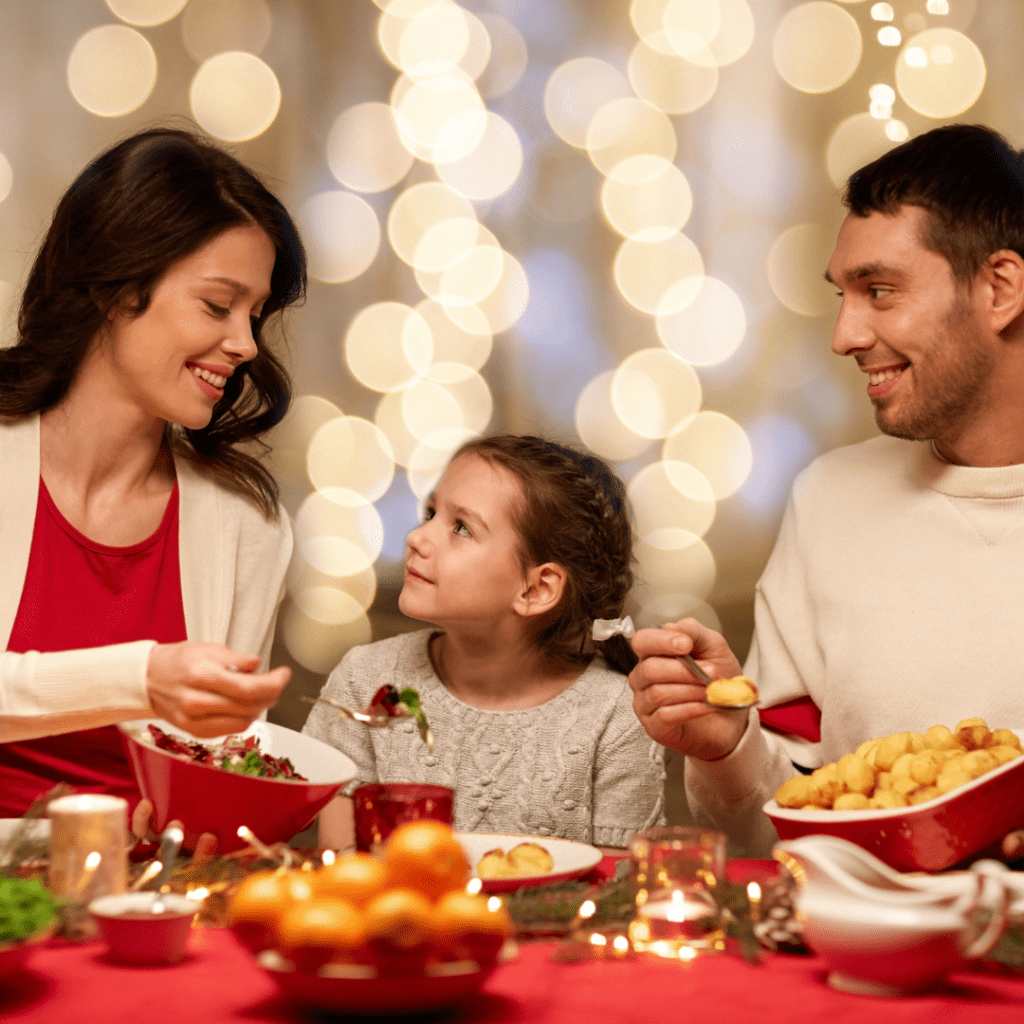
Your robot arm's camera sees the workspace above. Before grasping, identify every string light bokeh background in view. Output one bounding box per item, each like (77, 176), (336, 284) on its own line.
(0, 0), (1016, 823)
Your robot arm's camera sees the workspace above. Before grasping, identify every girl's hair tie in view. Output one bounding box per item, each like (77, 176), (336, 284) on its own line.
(592, 616), (635, 641)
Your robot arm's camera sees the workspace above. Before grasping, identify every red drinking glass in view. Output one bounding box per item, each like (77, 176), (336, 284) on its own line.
(352, 782), (455, 853)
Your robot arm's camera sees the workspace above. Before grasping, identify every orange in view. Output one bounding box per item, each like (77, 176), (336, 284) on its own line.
(277, 898), (366, 973)
(228, 870), (314, 953)
(363, 887), (436, 974)
(432, 891), (512, 966)
(383, 820), (469, 900)
(314, 852), (391, 908)
(229, 868), (315, 954)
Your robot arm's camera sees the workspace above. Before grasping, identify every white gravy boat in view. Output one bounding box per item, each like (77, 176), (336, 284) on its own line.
(775, 835), (1019, 995)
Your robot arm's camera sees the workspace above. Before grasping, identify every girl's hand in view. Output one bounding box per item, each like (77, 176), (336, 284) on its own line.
(145, 641), (290, 739)
(628, 618), (748, 761)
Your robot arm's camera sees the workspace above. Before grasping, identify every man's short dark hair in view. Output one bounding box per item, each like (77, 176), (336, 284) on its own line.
(844, 123), (1024, 282)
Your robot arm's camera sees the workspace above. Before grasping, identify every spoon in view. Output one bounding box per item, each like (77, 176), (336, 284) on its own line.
(149, 824), (184, 914)
(303, 685), (434, 751)
(682, 654), (759, 711)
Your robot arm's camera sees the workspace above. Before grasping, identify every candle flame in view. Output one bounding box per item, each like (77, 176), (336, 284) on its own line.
(84, 851), (101, 870)
(578, 899), (597, 919)
(747, 881), (762, 901)
(465, 877), (482, 895)
(666, 889), (686, 923)
(321, 849), (336, 867)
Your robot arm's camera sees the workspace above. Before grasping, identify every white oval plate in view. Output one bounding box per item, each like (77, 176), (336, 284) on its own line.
(456, 832), (602, 893)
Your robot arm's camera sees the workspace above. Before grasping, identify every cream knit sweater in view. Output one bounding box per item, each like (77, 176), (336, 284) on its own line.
(0, 414), (292, 741)
(303, 630), (665, 848)
(686, 436), (1024, 855)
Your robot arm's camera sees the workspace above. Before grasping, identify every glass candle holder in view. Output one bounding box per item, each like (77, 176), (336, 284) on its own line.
(352, 782), (454, 853)
(48, 794), (129, 914)
(628, 826), (727, 958)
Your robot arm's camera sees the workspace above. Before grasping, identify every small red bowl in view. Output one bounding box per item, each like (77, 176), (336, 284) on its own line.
(89, 893), (197, 965)
(765, 742), (1024, 873)
(119, 719), (355, 854)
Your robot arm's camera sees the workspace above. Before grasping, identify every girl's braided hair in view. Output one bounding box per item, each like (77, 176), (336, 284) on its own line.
(453, 434), (638, 676)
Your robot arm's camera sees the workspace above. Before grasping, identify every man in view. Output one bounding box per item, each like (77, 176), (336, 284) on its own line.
(629, 123), (1024, 856)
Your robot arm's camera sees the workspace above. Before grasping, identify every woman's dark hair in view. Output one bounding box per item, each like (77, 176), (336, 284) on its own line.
(844, 123), (1024, 283)
(0, 125), (306, 517)
(452, 435), (638, 675)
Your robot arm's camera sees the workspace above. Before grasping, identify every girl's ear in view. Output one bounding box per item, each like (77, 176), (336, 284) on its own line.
(513, 562), (566, 619)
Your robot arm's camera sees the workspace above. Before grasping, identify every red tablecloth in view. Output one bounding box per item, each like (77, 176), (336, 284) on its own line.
(5, 859), (1024, 1023)
(5, 928), (1024, 1024)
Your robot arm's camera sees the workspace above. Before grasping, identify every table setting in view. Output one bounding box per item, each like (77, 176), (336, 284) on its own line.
(6, 712), (1024, 1023)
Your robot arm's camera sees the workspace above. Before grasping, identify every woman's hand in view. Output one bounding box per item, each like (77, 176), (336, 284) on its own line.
(131, 802), (218, 863)
(145, 641), (290, 739)
(1003, 830), (1024, 861)
(628, 618), (749, 761)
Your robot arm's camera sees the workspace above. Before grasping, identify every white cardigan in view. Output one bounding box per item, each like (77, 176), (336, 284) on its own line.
(0, 414), (292, 742)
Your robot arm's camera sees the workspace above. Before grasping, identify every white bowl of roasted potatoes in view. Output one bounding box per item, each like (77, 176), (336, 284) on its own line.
(764, 719), (1024, 872)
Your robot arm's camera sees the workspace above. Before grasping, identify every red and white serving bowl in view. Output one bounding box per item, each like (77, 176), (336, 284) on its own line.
(119, 719), (355, 854)
(765, 738), (1024, 872)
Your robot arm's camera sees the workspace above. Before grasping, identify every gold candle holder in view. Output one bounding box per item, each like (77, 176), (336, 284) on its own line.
(48, 794), (128, 905)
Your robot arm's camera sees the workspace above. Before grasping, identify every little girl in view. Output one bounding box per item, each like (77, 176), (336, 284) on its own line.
(303, 435), (664, 849)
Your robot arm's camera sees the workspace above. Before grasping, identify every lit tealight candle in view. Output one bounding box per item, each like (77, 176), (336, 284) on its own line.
(48, 794), (128, 904)
(747, 881), (762, 923)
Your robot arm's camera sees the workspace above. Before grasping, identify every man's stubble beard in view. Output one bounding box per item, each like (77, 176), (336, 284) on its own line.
(873, 297), (994, 444)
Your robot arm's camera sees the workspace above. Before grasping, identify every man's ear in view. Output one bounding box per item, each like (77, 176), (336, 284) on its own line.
(983, 249), (1024, 334)
(513, 562), (567, 619)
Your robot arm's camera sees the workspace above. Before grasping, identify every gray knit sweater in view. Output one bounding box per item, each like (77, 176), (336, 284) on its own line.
(302, 630), (665, 848)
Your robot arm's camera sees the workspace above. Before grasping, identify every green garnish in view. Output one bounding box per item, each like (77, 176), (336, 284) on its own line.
(221, 750), (268, 776)
(399, 687), (433, 750)
(0, 876), (58, 944)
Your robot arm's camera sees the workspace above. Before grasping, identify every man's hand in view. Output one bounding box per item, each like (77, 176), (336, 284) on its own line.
(629, 618), (749, 761)
(145, 641), (290, 739)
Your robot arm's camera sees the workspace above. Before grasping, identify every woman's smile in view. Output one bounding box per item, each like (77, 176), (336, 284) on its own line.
(187, 361), (232, 399)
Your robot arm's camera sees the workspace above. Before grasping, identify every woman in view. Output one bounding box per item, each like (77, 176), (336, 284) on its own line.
(0, 126), (306, 818)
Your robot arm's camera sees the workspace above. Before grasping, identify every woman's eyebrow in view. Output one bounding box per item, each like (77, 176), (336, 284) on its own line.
(202, 275), (271, 304)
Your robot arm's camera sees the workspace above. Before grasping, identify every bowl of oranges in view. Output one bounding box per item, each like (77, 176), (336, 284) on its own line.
(227, 820), (514, 1014)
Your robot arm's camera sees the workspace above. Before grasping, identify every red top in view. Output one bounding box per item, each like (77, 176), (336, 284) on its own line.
(0, 478), (187, 816)
(759, 696), (823, 745)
